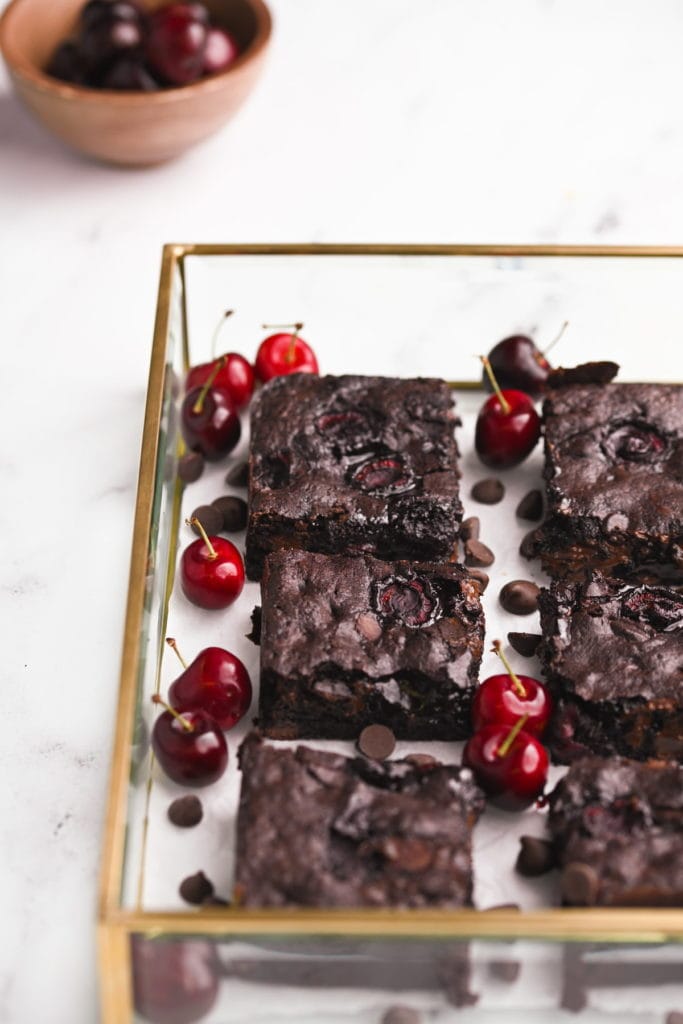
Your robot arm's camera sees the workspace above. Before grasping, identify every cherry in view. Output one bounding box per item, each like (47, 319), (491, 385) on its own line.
(101, 55), (160, 90)
(47, 41), (90, 84)
(621, 586), (683, 631)
(131, 935), (220, 1024)
(185, 312), (255, 410)
(145, 3), (209, 86)
(80, 11), (144, 75)
(475, 357), (541, 469)
(349, 453), (414, 494)
(254, 323), (319, 383)
(203, 26), (240, 74)
(373, 575), (441, 628)
(181, 357), (241, 461)
(151, 696), (227, 787)
(166, 637), (252, 730)
(463, 715), (549, 811)
(472, 640), (552, 737)
(180, 517), (245, 610)
(484, 322), (568, 397)
(602, 423), (668, 463)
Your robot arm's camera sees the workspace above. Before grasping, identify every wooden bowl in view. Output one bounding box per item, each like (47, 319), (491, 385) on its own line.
(0, 0), (271, 165)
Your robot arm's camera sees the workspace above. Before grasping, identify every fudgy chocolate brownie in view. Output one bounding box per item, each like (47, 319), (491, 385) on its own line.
(548, 756), (683, 906)
(234, 734), (484, 908)
(527, 381), (683, 580)
(258, 550), (485, 740)
(539, 573), (683, 763)
(245, 374), (462, 579)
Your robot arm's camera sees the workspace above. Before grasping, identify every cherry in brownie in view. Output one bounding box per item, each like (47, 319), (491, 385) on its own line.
(527, 378), (683, 581)
(258, 550), (485, 740)
(234, 734), (484, 908)
(548, 756), (683, 906)
(245, 374), (462, 579)
(539, 572), (683, 763)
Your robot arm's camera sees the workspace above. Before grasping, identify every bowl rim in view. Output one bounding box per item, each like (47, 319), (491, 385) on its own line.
(0, 0), (272, 103)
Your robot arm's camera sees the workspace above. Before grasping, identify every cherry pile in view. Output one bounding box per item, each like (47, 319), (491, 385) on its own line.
(46, 0), (240, 91)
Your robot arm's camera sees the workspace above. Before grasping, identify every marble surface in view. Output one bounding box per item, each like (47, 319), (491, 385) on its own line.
(2, 1), (683, 1022)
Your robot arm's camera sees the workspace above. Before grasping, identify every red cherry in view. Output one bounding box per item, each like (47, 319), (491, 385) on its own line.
(167, 638), (252, 730)
(203, 26), (240, 74)
(254, 322), (319, 383)
(151, 697), (228, 787)
(131, 935), (220, 1024)
(463, 717), (549, 811)
(475, 357), (540, 469)
(181, 358), (240, 461)
(186, 355), (254, 410)
(472, 640), (552, 737)
(145, 3), (209, 86)
(181, 518), (245, 610)
(484, 323), (567, 397)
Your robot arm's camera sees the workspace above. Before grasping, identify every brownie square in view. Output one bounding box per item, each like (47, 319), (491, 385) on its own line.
(529, 382), (683, 580)
(234, 734), (484, 908)
(258, 550), (485, 740)
(539, 572), (683, 763)
(245, 374), (462, 579)
(548, 756), (683, 906)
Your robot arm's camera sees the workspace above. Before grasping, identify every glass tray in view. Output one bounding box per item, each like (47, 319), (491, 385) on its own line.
(98, 245), (683, 1024)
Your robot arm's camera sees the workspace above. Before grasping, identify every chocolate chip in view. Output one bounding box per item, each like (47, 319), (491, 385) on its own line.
(464, 539), (495, 567)
(211, 495), (248, 532)
(178, 451), (205, 483)
(516, 835), (555, 876)
(358, 724), (396, 761)
(225, 460), (249, 487)
(381, 1007), (421, 1024)
(460, 516), (480, 541)
(516, 489), (543, 521)
(381, 837), (432, 872)
(499, 580), (540, 615)
(404, 753), (441, 768)
(561, 862), (600, 905)
(519, 529), (540, 559)
(508, 632), (542, 657)
(179, 870), (214, 905)
(489, 959), (521, 982)
(471, 478), (505, 504)
(467, 568), (490, 592)
(168, 795), (203, 828)
(190, 504), (224, 537)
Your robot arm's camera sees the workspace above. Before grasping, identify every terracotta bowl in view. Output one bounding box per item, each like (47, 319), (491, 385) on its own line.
(0, 0), (271, 165)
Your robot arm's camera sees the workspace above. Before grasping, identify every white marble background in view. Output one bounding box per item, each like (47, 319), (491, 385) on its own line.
(2, 1), (683, 1022)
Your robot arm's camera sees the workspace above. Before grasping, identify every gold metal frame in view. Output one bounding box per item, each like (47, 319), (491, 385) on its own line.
(98, 244), (683, 1024)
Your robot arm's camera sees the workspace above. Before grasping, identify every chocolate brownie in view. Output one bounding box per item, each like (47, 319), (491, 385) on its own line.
(547, 757), (683, 906)
(245, 374), (462, 579)
(258, 550), (485, 740)
(527, 381), (683, 581)
(538, 573), (683, 763)
(234, 734), (484, 908)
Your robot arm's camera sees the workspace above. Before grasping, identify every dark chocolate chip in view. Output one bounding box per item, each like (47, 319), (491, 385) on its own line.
(179, 870), (214, 905)
(489, 960), (521, 982)
(381, 1007), (422, 1024)
(211, 495), (248, 532)
(499, 580), (540, 615)
(471, 478), (505, 504)
(467, 568), (490, 592)
(404, 753), (441, 768)
(519, 529), (540, 559)
(358, 724), (396, 761)
(508, 632), (542, 657)
(190, 504), (224, 537)
(516, 489), (544, 521)
(168, 795), (203, 828)
(561, 862), (600, 905)
(178, 451), (205, 483)
(225, 460), (249, 487)
(461, 516), (480, 541)
(464, 539), (495, 567)
(516, 835), (555, 876)
(246, 606), (262, 645)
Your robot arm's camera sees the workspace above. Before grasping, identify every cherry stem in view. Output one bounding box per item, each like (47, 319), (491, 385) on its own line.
(165, 637), (188, 670)
(497, 714), (529, 759)
(192, 355), (227, 415)
(151, 693), (194, 732)
(480, 356), (511, 414)
(210, 310), (234, 359)
(186, 517), (217, 560)
(262, 322), (304, 365)
(492, 639), (526, 697)
(542, 319), (569, 358)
